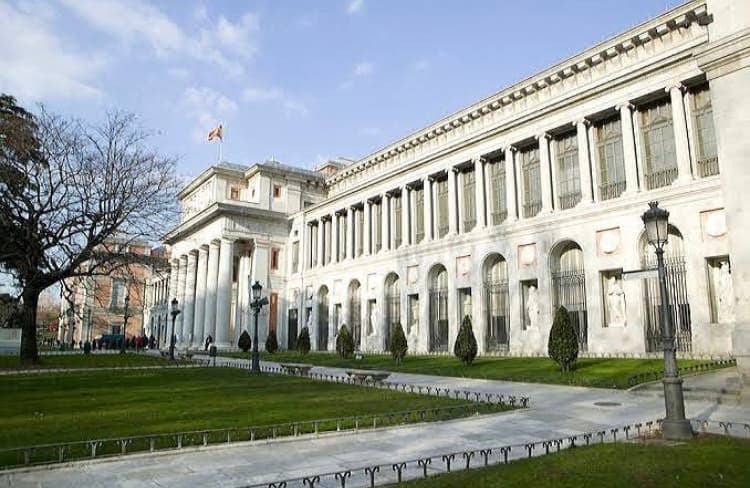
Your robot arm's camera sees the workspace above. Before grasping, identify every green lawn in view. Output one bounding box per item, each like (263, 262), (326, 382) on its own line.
(396, 435), (750, 488)
(0, 367), (477, 451)
(224, 351), (717, 389)
(0, 353), (187, 370)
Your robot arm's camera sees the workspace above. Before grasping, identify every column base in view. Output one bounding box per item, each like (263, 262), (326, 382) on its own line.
(213, 342), (232, 350)
(662, 418), (694, 441)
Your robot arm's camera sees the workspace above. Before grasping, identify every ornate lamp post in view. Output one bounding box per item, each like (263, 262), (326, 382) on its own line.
(121, 292), (130, 354)
(250, 280), (269, 373)
(169, 298), (180, 360)
(641, 201), (693, 440)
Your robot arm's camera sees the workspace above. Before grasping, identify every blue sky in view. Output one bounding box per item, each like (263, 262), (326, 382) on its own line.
(1, 0), (677, 180)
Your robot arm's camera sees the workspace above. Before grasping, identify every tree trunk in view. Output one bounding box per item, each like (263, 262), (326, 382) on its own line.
(19, 288), (40, 365)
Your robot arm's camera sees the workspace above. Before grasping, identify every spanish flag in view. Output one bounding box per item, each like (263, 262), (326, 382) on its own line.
(207, 124), (223, 142)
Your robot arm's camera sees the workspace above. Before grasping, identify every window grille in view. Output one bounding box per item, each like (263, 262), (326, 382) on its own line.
(462, 170), (476, 232)
(436, 179), (449, 238)
(640, 99), (678, 189)
(487, 161), (507, 225)
(415, 188), (425, 243)
(690, 85), (719, 178)
(596, 117), (626, 200)
(520, 147), (542, 218)
(555, 133), (581, 210)
(393, 196), (402, 247)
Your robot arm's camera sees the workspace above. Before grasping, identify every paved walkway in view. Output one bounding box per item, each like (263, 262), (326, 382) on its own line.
(2, 360), (748, 488)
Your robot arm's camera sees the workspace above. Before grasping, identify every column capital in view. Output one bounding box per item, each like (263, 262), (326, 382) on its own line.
(573, 118), (591, 128)
(505, 145), (518, 154)
(666, 82), (686, 94)
(616, 101), (635, 112)
(198, 244), (209, 253)
(536, 132), (552, 142)
(219, 237), (235, 245)
(471, 155), (487, 165)
(209, 239), (221, 247)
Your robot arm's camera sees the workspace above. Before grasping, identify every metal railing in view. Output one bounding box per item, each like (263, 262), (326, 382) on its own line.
(697, 156), (719, 178)
(644, 166), (678, 190)
(240, 418), (688, 488)
(557, 191), (581, 210)
(522, 201), (542, 218)
(599, 180), (626, 201)
(626, 358), (736, 387)
(491, 210), (507, 225)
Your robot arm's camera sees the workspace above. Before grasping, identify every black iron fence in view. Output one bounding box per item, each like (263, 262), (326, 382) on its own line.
(626, 358), (736, 387)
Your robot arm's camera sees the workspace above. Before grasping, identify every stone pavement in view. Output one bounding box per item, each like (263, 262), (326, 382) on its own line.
(2, 360), (748, 488)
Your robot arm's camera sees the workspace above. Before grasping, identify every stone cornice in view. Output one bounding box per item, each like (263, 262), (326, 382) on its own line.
(325, 1), (709, 194)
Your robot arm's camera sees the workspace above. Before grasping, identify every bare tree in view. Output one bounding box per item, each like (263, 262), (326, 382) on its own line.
(0, 95), (180, 364)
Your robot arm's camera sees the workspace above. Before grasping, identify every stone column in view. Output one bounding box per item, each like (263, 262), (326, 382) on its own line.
(402, 187), (410, 247)
(618, 102), (640, 194)
(668, 84), (693, 182)
(504, 146), (518, 221)
(182, 251), (198, 347)
(514, 146), (525, 219)
(538, 133), (553, 213)
(168, 259), (179, 302)
(363, 202), (371, 255)
(381, 194), (390, 252)
(332, 213), (339, 264)
(346, 208), (355, 259)
(235, 247), (249, 337)
(215, 238), (234, 348)
(448, 169), (458, 235)
(176, 255), (188, 344)
(474, 157), (486, 228)
(203, 241), (220, 343)
(424, 177), (433, 241)
(193, 245), (208, 347)
(576, 119), (594, 204)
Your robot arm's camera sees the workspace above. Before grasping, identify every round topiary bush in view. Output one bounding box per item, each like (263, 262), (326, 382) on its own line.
(336, 324), (355, 359)
(265, 329), (279, 354)
(390, 322), (408, 364)
(454, 315), (478, 365)
(238, 330), (252, 353)
(548, 305), (579, 372)
(297, 327), (311, 356)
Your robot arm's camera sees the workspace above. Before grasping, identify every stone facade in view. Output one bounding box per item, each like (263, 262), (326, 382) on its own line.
(159, 1), (750, 366)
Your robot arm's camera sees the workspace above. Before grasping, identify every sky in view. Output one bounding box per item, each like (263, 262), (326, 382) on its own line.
(0, 0), (683, 181)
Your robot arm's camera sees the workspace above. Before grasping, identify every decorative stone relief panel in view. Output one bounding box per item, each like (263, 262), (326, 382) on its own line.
(597, 227), (621, 256)
(407, 265), (419, 286)
(518, 243), (536, 268)
(367, 273), (377, 293)
(701, 209), (727, 240)
(456, 255), (472, 277)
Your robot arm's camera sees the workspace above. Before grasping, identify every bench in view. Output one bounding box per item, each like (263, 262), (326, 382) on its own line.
(279, 363), (314, 376)
(345, 369), (391, 383)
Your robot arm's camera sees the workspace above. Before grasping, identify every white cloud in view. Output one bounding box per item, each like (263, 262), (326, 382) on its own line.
(241, 86), (283, 102)
(183, 86), (238, 143)
(0, 1), (105, 101)
(354, 61), (374, 76)
(58, 0), (260, 77)
(347, 0), (364, 14)
(283, 99), (309, 119)
(241, 85), (309, 120)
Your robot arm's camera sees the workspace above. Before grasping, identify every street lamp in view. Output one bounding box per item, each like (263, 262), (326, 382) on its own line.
(641, 201), (693, 440)
(121, 292), (130, 354)
(65, 307), (74, 351)
(250, 280), (269, 373)
(170, 298), (180, 360)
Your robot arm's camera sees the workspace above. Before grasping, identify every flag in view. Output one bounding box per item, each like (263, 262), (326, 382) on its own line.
(207, 124), (223, 142)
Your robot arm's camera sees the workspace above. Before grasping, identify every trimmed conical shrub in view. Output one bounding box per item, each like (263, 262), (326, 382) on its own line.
(265, 329), (279, 354)
(454, 315), (478, 365)
(390, 322), (408, 364)
(297, 327), (311, 355)
(336, 324), (355, 359)
(238, 330), (252, 352)
(548, 306), (579, 372)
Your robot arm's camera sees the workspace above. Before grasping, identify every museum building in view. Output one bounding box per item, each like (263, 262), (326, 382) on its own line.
(151, 0), (750, 362)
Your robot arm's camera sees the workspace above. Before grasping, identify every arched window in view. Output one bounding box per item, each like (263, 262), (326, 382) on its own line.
(348, 281), (361, 349)
(640, 226), (691, 352)
(385, 273), (400, 350)
(429, 265), (449, 352)
(317, 286), (329, 351)
(483, 254), (509, 351)
(551, 241), (588, 351)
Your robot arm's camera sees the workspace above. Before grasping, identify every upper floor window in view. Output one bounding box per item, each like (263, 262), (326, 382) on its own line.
(414, 187), (425, 243)
(271, 248), (280, 271)
(393, 195), (402, 248)
(596, 117), (626, 201)
(338, 213), (347, 261)
(519, 147), (542, 218)
(554, 132), (581, 210)
(230, 186), (240, 201)
(640, 99), (677, 190)
(291, 241), (299, 273)
(461, 169), (476, 232)
(273, 184), (282, 199)
(356, 209), (364, 257)
(435, 178), (449, 238)
(110, 279), (127, 309)
(373, 202), (382, 252)
(690, 84), (719, 177)
(487, 159), (507, 225)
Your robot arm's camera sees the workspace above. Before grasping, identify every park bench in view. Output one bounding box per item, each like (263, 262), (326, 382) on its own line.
(279, 363), (314, 376)
(345, 369), (391, 383)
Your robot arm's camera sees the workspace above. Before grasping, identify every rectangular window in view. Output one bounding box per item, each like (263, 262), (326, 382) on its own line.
(555, 132), (581, 210)
(230, 186), (240, 200)
(520, 147), (542, 218)
(324, 220), (331, 265)
(373, 202), (382, 252)
(488, 160), (507, 225)
(273, 184), (282, 198)
(462, 170), (476, 232)
(436, 178), (449, 238)
(291, 241), (299, 273)
(414, 187), (425, 243)
(110, 324), (122, 335)
(640, 99), (677, 189)
(407, 294), (419, 335)
(393, 195), (402, 248)
(338, 214), (347, 261)
(690, 84), (719, 178)
(271, 248), (280, 271)
(596, 117), (626, 200)
(356, 209), (364, 256)
(110, 279), (126, 308)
